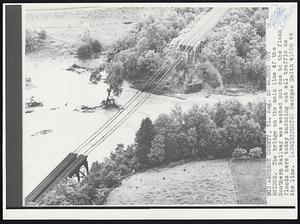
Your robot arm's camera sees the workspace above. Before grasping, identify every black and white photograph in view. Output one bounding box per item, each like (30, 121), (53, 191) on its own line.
(22, 4), (269, 206)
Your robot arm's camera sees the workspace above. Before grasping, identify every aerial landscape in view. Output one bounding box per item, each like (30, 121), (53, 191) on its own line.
(24, 5), (267, 205)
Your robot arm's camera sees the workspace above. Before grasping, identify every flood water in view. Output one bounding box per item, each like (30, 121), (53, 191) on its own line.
(23, 55), (265, 196)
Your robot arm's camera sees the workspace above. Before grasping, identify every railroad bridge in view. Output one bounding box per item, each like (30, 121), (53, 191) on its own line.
(25, 153), (88, 205)
(25, 7), (230, 206)
(174, 8), (229, 64)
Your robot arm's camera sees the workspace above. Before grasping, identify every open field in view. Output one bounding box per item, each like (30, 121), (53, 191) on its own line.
(105, 159), (238, 205)
(105, 159), (266, 205)
(229, 159), (266, 204)
(25, 7), (171, 48)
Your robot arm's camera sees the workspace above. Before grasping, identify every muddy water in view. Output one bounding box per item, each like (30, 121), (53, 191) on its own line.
(23, 57), (265, 196)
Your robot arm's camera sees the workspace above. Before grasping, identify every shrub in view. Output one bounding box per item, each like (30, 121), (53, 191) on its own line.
(38, 30), (47, 40)
(232, 148), (248, 159)
(76, 183), (97, 204)
(25, 29), (47, 54)
(248, 147), (263, 158)
(77, 38), (102, 60)
(90, 39), (102, 54)
(77, 44), (93, 59)
(102, 171), (121, 188)
(93, 188), (111, 205)
(41, 179), (80, 205)
(115, 164), (131, 176)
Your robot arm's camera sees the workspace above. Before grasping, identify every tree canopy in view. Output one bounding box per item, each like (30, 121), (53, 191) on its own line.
(200, 8), (268, 89)
(102, 61), (124, 107)
(41, 99), (266, 206)
(108, 7), (268, 91)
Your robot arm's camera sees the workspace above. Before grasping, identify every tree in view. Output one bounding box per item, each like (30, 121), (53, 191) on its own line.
(211, 100), (245, 127)
(181, 127), (198, 159)
(137, 50), (161, 79)
(164, 132), (182, 161)
(103, 62), (124, 107)
(148, 134), (166, 165)
(117, 49), (138, 80)
(200, 8), (267, 89)
(224, 115), (263, 151)
(90, 39), (102, 54)
(251, 101), (266, 130)
(135, 117), (155, 168)
(205, 127), (231, 158)
(77, 44), (93, 59)
(137, 36), (150, 53)
(41, 100), (266, 205)
(250, 8), (269, 37)
(110, 8), (202, 87)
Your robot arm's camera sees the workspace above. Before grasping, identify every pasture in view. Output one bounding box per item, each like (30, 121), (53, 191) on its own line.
(105, 159), (265, 205)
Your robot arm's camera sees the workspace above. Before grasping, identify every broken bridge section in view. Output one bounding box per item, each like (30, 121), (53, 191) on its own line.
(25, 8), (231, 207)
(25, 153), (88, 206)
(174, 8), (230, 64)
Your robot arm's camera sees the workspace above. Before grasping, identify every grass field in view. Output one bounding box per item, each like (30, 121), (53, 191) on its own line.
(105, 159), (238, 205)
(229, 159), (266, 204)
(105, 159), (266, 205)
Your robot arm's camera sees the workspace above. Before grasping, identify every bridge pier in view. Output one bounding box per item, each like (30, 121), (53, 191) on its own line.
(69, 158), (88, 183)
(174, 8), (230, 66)
(177, 41), (208, 65)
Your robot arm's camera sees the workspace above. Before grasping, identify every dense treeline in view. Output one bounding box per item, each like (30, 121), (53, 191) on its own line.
(41, 99), (265, 205)
(101, 8), (267, 92)
(102, 8), (207, 88)
(200, 8), (268, 89)
(134, 100), (265, 168)
(89, 8), (207, 105)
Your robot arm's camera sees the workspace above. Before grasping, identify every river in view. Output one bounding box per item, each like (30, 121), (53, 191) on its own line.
(23, 55), (265, 197)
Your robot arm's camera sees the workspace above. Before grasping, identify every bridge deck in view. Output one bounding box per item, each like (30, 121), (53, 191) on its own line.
(177, 8), (230, 50)
(25, 153), (88, 205)
(25, 8), (231, 206)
